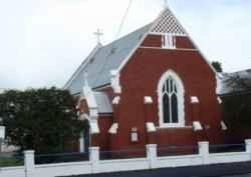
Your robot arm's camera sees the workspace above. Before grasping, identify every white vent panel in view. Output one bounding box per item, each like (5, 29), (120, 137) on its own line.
(151, 8), (186, 35)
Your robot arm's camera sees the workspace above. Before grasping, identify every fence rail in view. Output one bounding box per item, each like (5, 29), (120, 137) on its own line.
(35, 152), (89, 164)
(209, 143), (245, 153)
(0, 140), (251, 177)
(157, 145), (199, 157)
(100, 148), (146, 160)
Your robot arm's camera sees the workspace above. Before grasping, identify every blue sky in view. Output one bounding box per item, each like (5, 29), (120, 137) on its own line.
(0, 0), (250, 89)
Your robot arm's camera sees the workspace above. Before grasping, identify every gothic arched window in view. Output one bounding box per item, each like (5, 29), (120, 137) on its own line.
(158, 70), (185, 128)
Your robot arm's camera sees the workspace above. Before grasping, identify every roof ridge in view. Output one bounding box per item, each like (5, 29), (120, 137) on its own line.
(102, 23), (153, 49)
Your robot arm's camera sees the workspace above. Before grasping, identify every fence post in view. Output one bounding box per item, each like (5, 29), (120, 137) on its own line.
(198, 141), (209, 165)
(245, 139), (251, 160)
(146, 144), (157, 169)
(24, 150), (35, 177)
(89, 147), (100, 173)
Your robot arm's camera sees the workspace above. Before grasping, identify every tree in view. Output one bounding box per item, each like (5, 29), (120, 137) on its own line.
(0, 87), (87, 154)
(212, 61), (223, 73)
(221, 73), (251, 129)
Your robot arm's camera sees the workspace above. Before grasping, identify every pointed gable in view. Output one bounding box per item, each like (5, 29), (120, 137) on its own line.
(64, 24), (151, 94)
(150, 8), (186, 35)
(65, 6), (216, 95)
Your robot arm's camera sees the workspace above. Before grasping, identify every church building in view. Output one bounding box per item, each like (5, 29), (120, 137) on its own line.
(64, 6), (224, 154)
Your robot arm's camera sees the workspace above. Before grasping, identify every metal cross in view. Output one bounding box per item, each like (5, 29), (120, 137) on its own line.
(94, 29), (103, 44)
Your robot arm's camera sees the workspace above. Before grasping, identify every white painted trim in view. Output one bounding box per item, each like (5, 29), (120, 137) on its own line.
(164, 6), (218, 76)
(190, 96), (199, 104)
(110, 70), (122, 94)
(82, 85), (100, 134)
(156, 125), (193, 129)
(220, 121), (228, 131)
(152, 6), (219, 94)
(144, 96), (153, 104)
(112, 96), (120, 105)
(146, 122), (156, 132)
(157, 70), (185, 128)
(217, 97), (223, 104)
(162, 34), (176, 49)
(116, 9), (168, 73)
(193, 121), (203, 131)
(166, 5), (220, 96)
(4, 141), (251, 177)
(149, 32), (187, 36)
(64, 44), (102, 89)
(139, 46), (198, 51)
(90, 122), (100, 134)
(109, 123), (118, 134)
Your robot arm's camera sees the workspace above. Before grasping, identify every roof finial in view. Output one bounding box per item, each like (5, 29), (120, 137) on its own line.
(94, 29), (103, 44)
(164, 0), (168, 8)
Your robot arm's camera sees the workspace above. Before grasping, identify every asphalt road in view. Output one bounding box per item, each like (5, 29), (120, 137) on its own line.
(63, 162), (251, 177)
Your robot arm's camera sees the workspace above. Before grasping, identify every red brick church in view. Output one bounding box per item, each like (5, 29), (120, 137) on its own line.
(64, 6), (224, 153)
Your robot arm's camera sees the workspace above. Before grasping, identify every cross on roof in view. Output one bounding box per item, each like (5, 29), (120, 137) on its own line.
(94, 29), (103, 44)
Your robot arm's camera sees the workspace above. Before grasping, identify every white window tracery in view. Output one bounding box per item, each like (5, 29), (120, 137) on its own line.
(158, 70), (185, 128)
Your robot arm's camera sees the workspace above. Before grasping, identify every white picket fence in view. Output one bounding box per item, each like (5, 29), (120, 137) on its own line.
(1, 140), (251, 177)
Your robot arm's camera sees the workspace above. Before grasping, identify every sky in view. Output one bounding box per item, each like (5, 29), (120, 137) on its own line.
(0, 0), (250, 89)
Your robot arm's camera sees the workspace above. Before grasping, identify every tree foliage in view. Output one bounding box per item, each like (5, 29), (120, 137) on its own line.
(222, 74), (251, 129)
(212, 61), (223, 73)
(222, 94), (251, 129)
(0, 87), (87, 153)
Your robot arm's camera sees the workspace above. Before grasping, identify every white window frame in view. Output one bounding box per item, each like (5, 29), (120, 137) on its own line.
(157, 70), (185, 128)
(162, 34), (176, 49)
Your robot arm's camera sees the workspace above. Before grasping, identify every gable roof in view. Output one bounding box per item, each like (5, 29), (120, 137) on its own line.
(64, 6), (217, 95)
(64, 24), (151, 94)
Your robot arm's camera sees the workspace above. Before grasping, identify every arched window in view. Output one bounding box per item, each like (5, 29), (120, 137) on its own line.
(158, 70), (185, 128)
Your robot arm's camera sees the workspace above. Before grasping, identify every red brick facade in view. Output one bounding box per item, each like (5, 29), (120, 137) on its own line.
(83, 34), (223, 152)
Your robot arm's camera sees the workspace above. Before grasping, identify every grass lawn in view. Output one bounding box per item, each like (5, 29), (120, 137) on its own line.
(0, 155), (24, 167)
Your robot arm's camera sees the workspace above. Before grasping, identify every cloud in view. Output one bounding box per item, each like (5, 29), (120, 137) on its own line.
(0, 0), (250, 89)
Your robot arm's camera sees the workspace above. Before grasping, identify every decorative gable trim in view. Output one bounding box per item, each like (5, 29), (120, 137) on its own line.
(65, 6), (219, 93)
(150, 8), (186, 35)
(116, 6), (219, 90)
(82, 84), (100, 134)
(116, 10), (167, 73)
